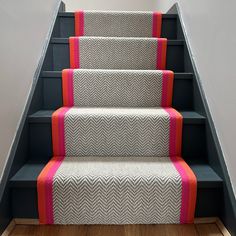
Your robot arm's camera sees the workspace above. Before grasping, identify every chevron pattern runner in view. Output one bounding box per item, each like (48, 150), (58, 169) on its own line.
(37, 10), (197, 225)
(52, 107), (182, 157)
(38, 156), (196, 224)
(69, 37), (167, 70)
(75, 11), (162, 38)
(62, 69), (174, 107)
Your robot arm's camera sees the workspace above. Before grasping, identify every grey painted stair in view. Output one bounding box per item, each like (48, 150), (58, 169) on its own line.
(60, 69), (174, 107)
(9, 160), (223, 219)
(28, 110), (205, 124)
(27, 110), (207, 162)
(41, 71), (193, 110)
(10, 160), (223, 188)
(55, 12), (178, 39)
(49, 38), (185, 72)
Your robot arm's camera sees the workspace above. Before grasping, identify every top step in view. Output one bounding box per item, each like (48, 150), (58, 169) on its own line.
(54, 12), (178, 39)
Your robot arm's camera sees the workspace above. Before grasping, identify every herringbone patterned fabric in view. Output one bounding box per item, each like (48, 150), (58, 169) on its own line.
(70, 37), (167, 70)
(37, 10), (197, 226)
(80, 37), (157, 70)
(75, 11), (162, 38)
(52, 156), (182, 224)
(62, 69), (174, 107)
(64, 108), (172, 157)
(84, 11), (153, 37)
(73, 70), (163, 107)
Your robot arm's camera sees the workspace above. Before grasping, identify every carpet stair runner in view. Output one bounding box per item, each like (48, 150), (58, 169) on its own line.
(74, 11), (162, 38)
(37, 10), (197, 225)
(69, 37), (167, 70)
(62, 69), (174, 107)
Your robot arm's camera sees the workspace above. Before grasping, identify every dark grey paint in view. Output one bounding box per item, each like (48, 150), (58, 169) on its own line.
(41, 71), (193, 110)
(9, 159), (222, 218)
(0, 1), (64, 234)
(56, 13), (177, 39)
(50, 39), (185, 72)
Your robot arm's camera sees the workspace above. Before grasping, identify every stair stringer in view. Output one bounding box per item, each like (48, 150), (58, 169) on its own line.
(168, 3), (236, 235)
(0, 1), (65, 234)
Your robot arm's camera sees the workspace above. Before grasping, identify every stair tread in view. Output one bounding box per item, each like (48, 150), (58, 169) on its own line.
(9, 159), (223, 188)
(58, 12), (177, 19)
(41, 71), (193, 79)
(51, 37), (184, 45)
(28, 110), (205, 124)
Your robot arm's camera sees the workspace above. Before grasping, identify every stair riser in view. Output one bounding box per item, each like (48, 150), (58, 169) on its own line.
(42, 76), (193, 110)
(47, 42), (184, 72)
(54, 14), (177, 39)
(28, 122), (206, 162)
(11, 187), (221, 219)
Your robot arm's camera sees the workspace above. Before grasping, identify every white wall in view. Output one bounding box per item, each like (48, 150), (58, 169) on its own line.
(63, 0), (157, 11)
(64, 0), (236, 197)
(156, 0), (236, 197)
(0, 0), (59, 180)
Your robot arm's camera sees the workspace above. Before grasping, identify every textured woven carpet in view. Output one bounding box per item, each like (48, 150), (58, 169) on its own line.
(38, 156), (196, 224)
(74, 11), (162, 38)
(69, 37), (167, 70)
(51, 107), (182, 157)
(37, 10), (197, 225)
(62, 69), (174, 107)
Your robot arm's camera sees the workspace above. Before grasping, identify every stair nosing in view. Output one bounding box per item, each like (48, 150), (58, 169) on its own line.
(58, 12), (177, 19)
(50, 37), (185, 45)
(9, 161), (223, 189)
(41, 71), (193, 80)
(28, 110), (205, 125)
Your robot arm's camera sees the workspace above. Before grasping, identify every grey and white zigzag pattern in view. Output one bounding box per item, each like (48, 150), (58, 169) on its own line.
(72, 69), (164, 107)
(64, 108), (170, 157)
(52, 156), (182, 224)
(84, 11), (153, 37)
(79, 37), (157, 70)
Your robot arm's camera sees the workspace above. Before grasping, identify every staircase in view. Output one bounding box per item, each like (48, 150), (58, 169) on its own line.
(9, 10), (223, 223)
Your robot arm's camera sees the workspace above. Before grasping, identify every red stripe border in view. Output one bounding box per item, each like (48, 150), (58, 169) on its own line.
(164, 108), (183, 156)
(75, 10), (84, 36)
(37, 156), (65, 224)
(161, 70), (174, 107)
(170, 156), (197, 223)
(69, 37), (80, 69)
(156, 38), (167, 70)
(62, 69), (74, 106)
(152, 12), (162, 38)
(52, 107), (70, 156)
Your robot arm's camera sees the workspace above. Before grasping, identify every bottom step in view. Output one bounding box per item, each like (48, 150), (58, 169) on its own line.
(10, 159), (222, 221)
(38, 156), (196, 224)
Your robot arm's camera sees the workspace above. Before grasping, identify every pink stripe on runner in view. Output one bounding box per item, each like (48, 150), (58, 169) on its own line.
(152, 12), (162, 38)
(74, 37), (80, 68)
(165, 108), (188, 223)
(156, 39), (162, 69)
(152, 12), (158, 37)
(80, 11), (84, 36)
(67, 69), (74, 106)
(75, 11), (85, 36)
(170, 156), (190, 223)
(58, 107), (70, 156)
(161, 71), (169, 107)
(45, 156), (65, 224)
(165, 108), (177, 156)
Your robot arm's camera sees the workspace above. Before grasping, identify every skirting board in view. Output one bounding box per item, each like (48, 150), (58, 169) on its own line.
(14, 218), (39, 225)
(195, 218), (231, 236)
(1, 220), (15, 236)
(1, 218), (231, 236)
